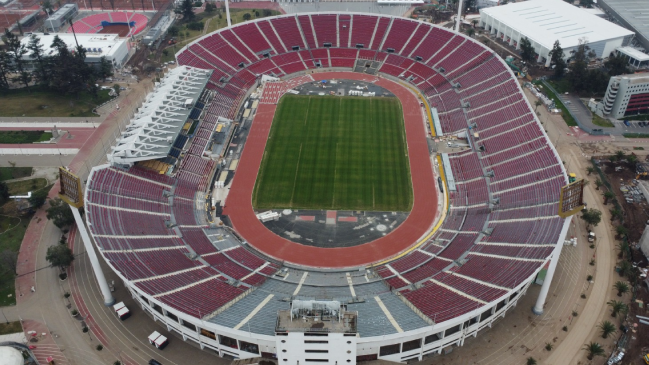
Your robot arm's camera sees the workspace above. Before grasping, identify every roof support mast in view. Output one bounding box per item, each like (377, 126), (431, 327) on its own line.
(455, 0), (464, 33)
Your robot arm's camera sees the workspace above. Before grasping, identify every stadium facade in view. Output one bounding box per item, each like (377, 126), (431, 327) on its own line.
(84, 13), (571, 363)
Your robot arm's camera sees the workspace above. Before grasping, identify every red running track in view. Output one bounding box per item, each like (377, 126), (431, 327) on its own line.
(223, 72), (438, 268)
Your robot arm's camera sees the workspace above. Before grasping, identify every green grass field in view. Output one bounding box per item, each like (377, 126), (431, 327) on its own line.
(253, 95), (412, 212)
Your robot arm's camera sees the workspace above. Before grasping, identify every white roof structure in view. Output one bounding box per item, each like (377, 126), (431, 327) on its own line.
(21, 32), (125, 60)
(108, 65), (212, 165)
(480, 0), (634, 51)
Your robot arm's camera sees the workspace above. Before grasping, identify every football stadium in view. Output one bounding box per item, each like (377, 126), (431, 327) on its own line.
(82, 13), (570, 363)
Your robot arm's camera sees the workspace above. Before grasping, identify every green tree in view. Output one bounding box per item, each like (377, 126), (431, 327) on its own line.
(29, 189), (48, 209)
(627, 154), (638, 166)
(603, 191), (615, 205)
(168, 26), (180, 37)
(616, 225), (628, 238)
(465, 28), (475, 38)
(568, 40), (591, 93)
(243, 12), (252, 21)
(26, 34), (49, 86)
(205, 2), (215, 13)
(598, 321), (616, 339)
(520, 37), (535, 64)
(595, 178), (603, 190)
(615, 150), (626, 160)
(46, 244), (75, 270)
(613, 281), (629, 297)
(113, 84), (121, 96)
(96, 56), (113, 81)
(618, 260), (632, 278)
(0, 181), (8, 203)
(549, 40), (566, 78)
(4, 29), (31, 89)
(586, 166), (595, 175)
(526, 357), (537, 365)
(609, 207), (621, 220)
(580, 208), (601, 229)
(534, 99), (543, 112)
(0, 50), (12, 90)
(262, 9), (271, 17)
(41, 0), (53, 14)
(583, 342), (605, 360)
(176, 0), (195, 21)
(46, 198), (75, 229)
(607, 300), (628, 317)
(605, 54), (630, 76)
(580, 0), (594, 7)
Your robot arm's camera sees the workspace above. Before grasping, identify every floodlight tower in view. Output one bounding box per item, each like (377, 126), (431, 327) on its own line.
(532, 177), (584, 315)
(225, 0), (231, 27)
(455, 0), (464, 33)
(58, 167), (115, 306)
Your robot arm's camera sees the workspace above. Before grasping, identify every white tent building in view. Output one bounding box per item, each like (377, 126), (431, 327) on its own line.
(479, 0), (634, 66)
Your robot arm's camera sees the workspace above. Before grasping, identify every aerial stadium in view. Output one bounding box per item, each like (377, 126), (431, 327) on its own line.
(81, 13), (571, 363)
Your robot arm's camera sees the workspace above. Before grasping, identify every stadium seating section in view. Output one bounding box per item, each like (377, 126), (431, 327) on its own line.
(85, 14), (567, 332)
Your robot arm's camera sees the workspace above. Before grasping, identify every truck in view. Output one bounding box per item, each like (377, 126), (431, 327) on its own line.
(588, 231), (596, 243)
(148, 331), (169, 350)
(113, 302), (130, 320)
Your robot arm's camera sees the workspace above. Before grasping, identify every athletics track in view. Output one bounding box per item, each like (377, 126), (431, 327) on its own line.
(223, 72), (438, 268)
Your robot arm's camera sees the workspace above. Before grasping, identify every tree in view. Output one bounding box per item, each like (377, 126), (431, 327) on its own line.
(0, 181), (8, 204)
(568, 40), (591, 93)
(616, 225), (628, 238)
(609, 207), (621, 220)
(113, 84), (121, 96)
(41, 0), (53, 14)
(0, 50), (12, 90)
(97, 56), (113, 81)
(586, 166), (595, 175)
(26, 34), (49, 86)
(4, 29), (31, 89)
(580, 0), (594, 7)
(29, 189), (48, 209)
(595, 178), (603, 190)
(618, 260), (632, 278)
(0, 250), (18, 275)
(605, 54), (630, 76)
(243, 12), (252, 21)
(471, 19), (478, 28)
(583, 342), (605, 360)
(603, 191), (615, 205)
(607, 300), (628, 317)
(580, 208), (601, 229)
(526, 357), (537, 365)
(46, 198), (75, 229)
(45, 244), (75, 270)
(520, 37), (535, 64)
(262, 9), (272, 17)
(465, 28), (475, 38)
(205, 2), (215, 13)
(176, 0), (195, 21)
(627, 154), (638, 166)
(613, 281), (629, 297)
(598, 320), (616, 338)
(534, 99), (543, 112)
(615, 150), (626, 161)
(549, 40), (566, 78)
(169, 26), (180, 37)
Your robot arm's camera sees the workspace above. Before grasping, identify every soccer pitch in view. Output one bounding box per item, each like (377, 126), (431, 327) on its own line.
(252, 94), (413, 212)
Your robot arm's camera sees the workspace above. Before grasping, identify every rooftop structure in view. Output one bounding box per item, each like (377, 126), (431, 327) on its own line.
(480, 0), (634, 66)
(108, 65), (212, 165)
(45, 4), (78, 31)
(599, 0), (649, 51)
(20, 33), (129, 68)
(594, 73), (649, 118)
(615, 47), (649, 69)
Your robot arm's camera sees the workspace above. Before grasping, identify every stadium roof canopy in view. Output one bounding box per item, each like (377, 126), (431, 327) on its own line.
(108, 65), (211, 165)
(480, 0), (634, 51)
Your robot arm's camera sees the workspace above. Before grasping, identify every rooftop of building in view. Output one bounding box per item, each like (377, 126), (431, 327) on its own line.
(600, 0), (649, 41)
(276, 300), (357, 334)
(480, 0), (634, 50)
(108, 65), (212, 165)
(20, 33), (126, 59)
(617, 47), (649, 61)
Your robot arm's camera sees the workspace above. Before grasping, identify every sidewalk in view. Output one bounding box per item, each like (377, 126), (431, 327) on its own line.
(22, 319), (69, 365)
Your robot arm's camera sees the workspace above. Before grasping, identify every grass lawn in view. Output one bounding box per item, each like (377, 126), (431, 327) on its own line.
(623, 133), (649, 138)
(0, 167), (32, 181)
(0, 321), (22, 335)
(6, 178), (48, 195)
(540, 82), (577, 127)
(0, 88), (112, 117)
(0, 131), (52, 144)
(592, 114), (614, 128)
(0, 214), (29, 306)
(253, 95), (412, 212)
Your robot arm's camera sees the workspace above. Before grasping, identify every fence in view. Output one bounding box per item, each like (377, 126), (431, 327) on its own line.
(541, 80), (609, 136)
